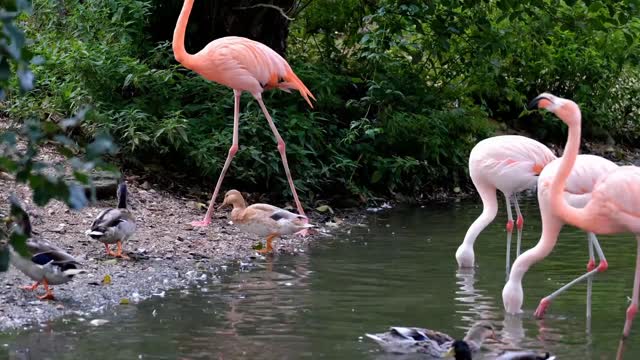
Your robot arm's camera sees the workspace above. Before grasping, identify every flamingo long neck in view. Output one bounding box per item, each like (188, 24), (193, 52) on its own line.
(173, 0), (196, 68)
(508, 206), (561, 283)
(460, 194), (498, 249)
(549, 113), (589, 230)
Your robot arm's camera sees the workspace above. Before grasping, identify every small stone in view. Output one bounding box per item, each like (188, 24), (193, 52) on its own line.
(90, 319), (109, 326)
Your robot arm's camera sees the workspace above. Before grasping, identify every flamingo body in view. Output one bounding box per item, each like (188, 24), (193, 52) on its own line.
(528, 93), (640, 359)
(180, 36), (314, 106)
(502, 154), (617, 314)
(456, 135), (556, 269)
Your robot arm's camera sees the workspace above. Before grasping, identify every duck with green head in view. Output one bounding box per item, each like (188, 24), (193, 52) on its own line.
(445, 339), (556, 360)
(6, 197), (86, 300)
(366, 321), (497, 357)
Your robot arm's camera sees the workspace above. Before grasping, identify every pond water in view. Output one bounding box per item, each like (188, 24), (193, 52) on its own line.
(1, 196), (639, 359)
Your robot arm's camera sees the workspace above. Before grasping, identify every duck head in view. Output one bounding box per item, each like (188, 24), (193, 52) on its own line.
(220, 189), (247, 209)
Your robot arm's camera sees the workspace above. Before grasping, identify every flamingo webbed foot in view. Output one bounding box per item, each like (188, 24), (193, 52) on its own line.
(191, 219), (212, 227)
(534, 297), (552, 319)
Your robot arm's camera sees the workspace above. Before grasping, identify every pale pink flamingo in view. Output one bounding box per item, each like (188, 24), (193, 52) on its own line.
(173, 0), (316, 231)
(456, 135), (556, 276)
(502, 154), (617, 318)
(528, 92), (640, 359)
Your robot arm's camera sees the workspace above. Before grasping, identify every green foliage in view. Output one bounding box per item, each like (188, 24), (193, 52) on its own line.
(1, 0), (117, 272)
(5, 0), (640, 211)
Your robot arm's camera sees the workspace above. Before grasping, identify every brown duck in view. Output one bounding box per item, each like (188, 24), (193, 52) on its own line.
(220, 190), (313, 254)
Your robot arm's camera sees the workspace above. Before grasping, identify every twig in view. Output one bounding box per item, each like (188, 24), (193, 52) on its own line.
(233, 4), (294, 21)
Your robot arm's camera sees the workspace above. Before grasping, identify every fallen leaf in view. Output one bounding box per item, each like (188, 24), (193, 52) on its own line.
(119, 298), (130, 305)
(102, 274), (111, 285)
(315, 205), (334, 214)
(252, 242), (264, 250)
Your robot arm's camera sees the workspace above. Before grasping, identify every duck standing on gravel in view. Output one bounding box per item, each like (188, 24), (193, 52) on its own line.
(6, 197), (86, 300)
(365, 321), (498, 357)
(220, 190), (313, 254)
(445, 339), (556, 360)
(85, 180), (136, 259)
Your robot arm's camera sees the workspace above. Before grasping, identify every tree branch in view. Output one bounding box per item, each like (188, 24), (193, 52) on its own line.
(233, 3), (295, 21)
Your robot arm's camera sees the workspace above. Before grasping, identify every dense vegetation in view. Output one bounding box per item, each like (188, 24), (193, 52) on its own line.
(3, 0), (640, 205)
(0, 0), (116, 272)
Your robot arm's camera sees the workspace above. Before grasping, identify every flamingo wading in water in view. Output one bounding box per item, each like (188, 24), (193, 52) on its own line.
(528, 93), (640, 360)
(502, 154), (617, 318)
(456, 135), (556, 276)
(173, 0), (316, 230)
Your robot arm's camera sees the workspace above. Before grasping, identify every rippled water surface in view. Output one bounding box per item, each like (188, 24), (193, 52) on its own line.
(1, 197), (639, 359)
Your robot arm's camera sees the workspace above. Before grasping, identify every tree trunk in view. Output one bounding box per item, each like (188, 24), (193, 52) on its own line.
(148, 0), (295, 56)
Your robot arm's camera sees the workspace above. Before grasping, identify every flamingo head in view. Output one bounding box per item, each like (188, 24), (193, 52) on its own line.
(502, 279), (524, 314)
(455, 244), (475, 268)
(528, 92), (581, 128)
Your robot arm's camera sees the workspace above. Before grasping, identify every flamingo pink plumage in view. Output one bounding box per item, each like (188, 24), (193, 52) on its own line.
(529, 92), (640, 360)
(456, 135), (556, 276)
(173, 0), (316, 230)
(502, 154), (617, 317)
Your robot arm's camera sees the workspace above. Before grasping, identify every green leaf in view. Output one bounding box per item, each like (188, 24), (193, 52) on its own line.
(371, 170), (383, 183)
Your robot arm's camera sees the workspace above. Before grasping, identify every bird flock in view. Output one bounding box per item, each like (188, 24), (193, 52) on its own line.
(3, 0), (640, 359)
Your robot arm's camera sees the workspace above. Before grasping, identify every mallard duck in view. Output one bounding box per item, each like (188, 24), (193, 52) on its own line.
(445, 340), (556, 360)
(220, 190), (314, 254)
(6, 197), (86, 300)
(85, 180), (136, 259)
(365, 321), (497, 357)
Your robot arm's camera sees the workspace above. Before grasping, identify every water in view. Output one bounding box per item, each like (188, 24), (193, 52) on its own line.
(1, 197), (639, 359)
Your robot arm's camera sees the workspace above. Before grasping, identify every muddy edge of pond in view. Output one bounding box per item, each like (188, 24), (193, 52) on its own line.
(0, 175), (368, 332)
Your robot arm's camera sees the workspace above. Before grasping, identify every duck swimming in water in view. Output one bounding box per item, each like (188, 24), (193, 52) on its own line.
(365, 321), (497, 357)
(445, 339), (556, 360)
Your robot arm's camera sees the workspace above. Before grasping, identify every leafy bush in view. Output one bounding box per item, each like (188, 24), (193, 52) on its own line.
(1, 0), (117, 272)
(5, 0), (640, 209)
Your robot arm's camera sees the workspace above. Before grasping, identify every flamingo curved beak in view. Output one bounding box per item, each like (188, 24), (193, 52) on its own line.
(528, 94), (552, 110)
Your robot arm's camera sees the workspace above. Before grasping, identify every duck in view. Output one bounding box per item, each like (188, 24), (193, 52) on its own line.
(220, 190), (314, 254)
(445, 339), (556, 360)
(6, 197), (86, 300)
(85, 179), (136, 259)
(365, 321), (497, 357)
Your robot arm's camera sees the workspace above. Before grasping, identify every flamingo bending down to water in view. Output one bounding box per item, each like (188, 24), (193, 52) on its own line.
(502, 154), (617, 317)
(456, 135), (556, 276)
(173, 0), (316, 231)
(528, 93), (640, 360)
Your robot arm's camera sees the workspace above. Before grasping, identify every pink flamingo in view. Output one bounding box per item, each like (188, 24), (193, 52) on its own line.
(528, 92), (640, 359)
(456, 135), (556, 276)
(173, 0), (316, 230)
(502, 154), (617, 318)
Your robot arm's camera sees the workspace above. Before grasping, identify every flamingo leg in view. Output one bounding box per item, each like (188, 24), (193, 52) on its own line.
(255, 95), (309, 237)
(192, 90), (242, 227)
(534, 232), (607, 319)
(616, 235), (640, 360)
(37, 279), (55, 301)
(505, 194), (515, 279)
(513, 194), (524, 257)
(586, 232), (596, 323)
